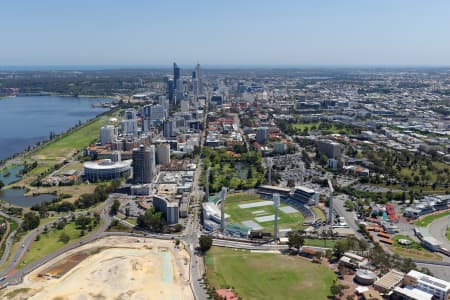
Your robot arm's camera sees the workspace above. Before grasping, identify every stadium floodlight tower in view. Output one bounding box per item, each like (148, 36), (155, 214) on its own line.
(273, 193), (280, 242)
(220, 187), (227, 233)
(267, 157), (273, 185)
(205, 167), (211, 202)
(327, 179), (334, 225)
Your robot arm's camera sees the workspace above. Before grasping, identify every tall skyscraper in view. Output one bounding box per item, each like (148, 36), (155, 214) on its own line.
(121, 109), (138, 136)
(173, 62), (180, 88)
(100, 125), (115, 145)
(167, 78), (174, 102)
(132, 145), (156, 184)
(195, 63), (202, 93)
(192, 63), (203, 100)
(163, 119), (175, 138)
(141, 105), (152, 132)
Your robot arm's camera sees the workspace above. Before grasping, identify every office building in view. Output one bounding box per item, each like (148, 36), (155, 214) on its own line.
(173, 62), (180, 87)
(100, 125), (115, 145)
(156, 143), (171, 165)
(175, 78), (184, 102)
(132, 145), (156, 184)
(317, 140), (343, 159)
(121, 119), (138, 136)
(121, 108), (138, 136)
(167, 79), (174, 102)
(181, 100), (190, 112)
(124, 108), (137, 120)
(256, 127), (269, 144)
(393, 270), (450, 300)
(150, 104), (165, 124)
(163, 119), (175, 138)
(141, 105), (152, 132)
(153, 195), (179, 225)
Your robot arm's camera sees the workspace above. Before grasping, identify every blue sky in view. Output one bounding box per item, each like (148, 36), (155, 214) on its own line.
(0, 0), (449, 66)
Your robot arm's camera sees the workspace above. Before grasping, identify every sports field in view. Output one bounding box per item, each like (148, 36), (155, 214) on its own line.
(205, 247), (336, 300)
(224, 193), (304, 232)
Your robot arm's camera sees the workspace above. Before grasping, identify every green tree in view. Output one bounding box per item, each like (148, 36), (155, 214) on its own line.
(56, 220), (66, 230)
(59, 232), (70, 244)
(137, 208), (166, 232)
(199, 235), (213, 252)
(75, 215), (92, 230)
(110, 199), (120, 215)
(0, 180), (4, 190)
(287, 232), (304, 253)
(22, 212), (40, 231)
(330, 283), (343, 297)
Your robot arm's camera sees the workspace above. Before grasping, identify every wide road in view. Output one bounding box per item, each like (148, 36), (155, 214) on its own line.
(332, 194), (365, 240)
(0, 194), (116, 285)
(0, 211), (22, 266)
(428, 213), (450, 250)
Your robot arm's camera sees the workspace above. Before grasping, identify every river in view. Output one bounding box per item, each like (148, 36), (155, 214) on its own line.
(0, 96), (110, 161)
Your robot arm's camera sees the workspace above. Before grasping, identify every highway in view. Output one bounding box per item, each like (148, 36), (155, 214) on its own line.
(0, 194), (116, 286)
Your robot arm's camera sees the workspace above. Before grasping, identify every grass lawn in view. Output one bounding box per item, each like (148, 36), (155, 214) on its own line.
(205, 247), (336, 300)
(18, 221), (97, 268)
(39, 216), (59, 226)
(391, 235), (443, 261)
(414, 211), (450, 227)
(123, 217), (137, 226)
(447, 228), (450, 241)
(292, 122), (353, 135)
(224, 193), (304, 232)
(304, 238), (336, 248)
(312, 207), (326, 221)
(28, 115), (110, 175)
(391, 246), (442, 261)
(55, 161), (84, 174)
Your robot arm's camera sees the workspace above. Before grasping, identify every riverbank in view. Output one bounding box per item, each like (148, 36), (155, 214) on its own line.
(0, 96), (114, 164)
(0, 104), (120, 207)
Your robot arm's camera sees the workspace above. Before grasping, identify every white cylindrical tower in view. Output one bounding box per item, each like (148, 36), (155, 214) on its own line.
(100, 125), (115, 145)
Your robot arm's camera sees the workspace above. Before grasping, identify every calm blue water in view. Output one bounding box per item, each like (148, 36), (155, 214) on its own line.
(0, 188), (55, 207)
(161, 251), (173, 284)
(0, 165), (23, 185)
(0, 96), (110, 161)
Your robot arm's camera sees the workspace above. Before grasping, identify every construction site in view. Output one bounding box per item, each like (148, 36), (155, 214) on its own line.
(1, 236), (194, 300)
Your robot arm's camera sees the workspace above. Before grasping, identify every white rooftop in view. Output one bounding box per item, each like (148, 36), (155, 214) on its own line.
(407, 270), (450, 292)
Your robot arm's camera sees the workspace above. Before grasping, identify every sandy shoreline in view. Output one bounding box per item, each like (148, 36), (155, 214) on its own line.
(1, 236), (194, 300)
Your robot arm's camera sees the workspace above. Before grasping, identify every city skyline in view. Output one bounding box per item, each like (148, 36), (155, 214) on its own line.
(1, 0), (450, 66)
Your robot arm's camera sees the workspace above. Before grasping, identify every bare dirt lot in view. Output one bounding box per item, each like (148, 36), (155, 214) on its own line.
(1, 236), (193, 300)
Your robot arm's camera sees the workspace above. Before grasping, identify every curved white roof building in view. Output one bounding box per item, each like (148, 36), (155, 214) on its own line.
(83, 159), (131, 181)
